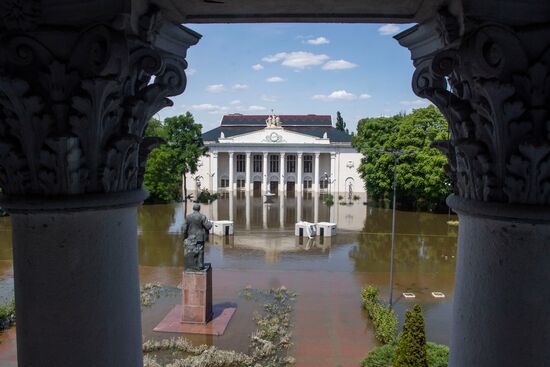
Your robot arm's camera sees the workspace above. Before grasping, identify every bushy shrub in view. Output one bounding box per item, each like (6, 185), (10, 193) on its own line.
(353, 195), (361, 201)
(0, 298), (15, 330)
(196, 189), (219, 204)
(360, 286), (398, 345)
(361, 344), (395, 367)
(426, 342), (449, 367)
(323, 194), (334, 206)
(362, 343), (448, 367)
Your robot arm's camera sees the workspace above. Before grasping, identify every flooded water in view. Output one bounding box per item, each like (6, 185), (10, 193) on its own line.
(0, 192), (458, 366)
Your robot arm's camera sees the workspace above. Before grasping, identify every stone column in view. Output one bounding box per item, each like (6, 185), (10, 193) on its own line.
(245, 192), (251, 230)
(297, 153), (303, 193)
(228, 152), (234, 192)
(0, 6), (200, 366)
(245, 152), (251, 192)
(279, 152), (285, 194)
(263, 152), (269, 194)
(211, 152), (218, 192)
(330, 152), (337, 195)
(313, 152), (320, 193)
(398, 12), (550, 367)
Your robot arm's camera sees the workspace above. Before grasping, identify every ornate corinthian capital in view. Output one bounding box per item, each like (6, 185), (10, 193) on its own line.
(399, 18), (550, 205)
(0, 8), (200, 196)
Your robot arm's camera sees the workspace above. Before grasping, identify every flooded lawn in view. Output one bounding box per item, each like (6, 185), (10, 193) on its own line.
(0, 192), (457, 366)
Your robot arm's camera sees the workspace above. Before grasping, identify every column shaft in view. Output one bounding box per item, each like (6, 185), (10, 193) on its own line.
(211, 152), (218, 192)
(297, 153), (303, 193)
(448, 198), (550, 367)
(228, 152), (234, 192)
(8, 194), (145, 367)
(279, 153), (285, 194)
(313, 153), (320, 193)
(245, 152), (251, 192)
(263, 153), (269, 194)
(330, 152), (336, 195)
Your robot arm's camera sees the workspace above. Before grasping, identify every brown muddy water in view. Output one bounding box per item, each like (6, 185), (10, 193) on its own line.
(0, 192), (458, 366)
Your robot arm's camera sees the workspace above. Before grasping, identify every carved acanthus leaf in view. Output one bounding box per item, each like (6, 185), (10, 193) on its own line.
(413, 23), (550, 204)
(0, 10), (199, 196)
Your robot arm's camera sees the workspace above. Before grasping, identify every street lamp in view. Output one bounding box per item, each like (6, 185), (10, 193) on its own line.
(376, 149), (416, 308)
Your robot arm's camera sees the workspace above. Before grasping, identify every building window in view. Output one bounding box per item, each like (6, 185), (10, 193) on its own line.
(286, 155), (296, 173)
(253, 154), (263, 172)
(220, 178), (229, 188)
(303, 179), (312, 190)
(269, 155), (279, 173)
(236, 154), (245, 172)
(303, 155), (313, 173)
(236, 179), (245, 189)
(320, 179), (328, 189)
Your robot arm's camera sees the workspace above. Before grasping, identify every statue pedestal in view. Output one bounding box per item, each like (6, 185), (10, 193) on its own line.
(181, 264), (212, 324)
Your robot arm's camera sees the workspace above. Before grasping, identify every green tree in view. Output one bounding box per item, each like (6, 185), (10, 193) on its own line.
(352, 105), (451, 211)
(336, 111), (348, 133)
(164, 112), (207, 201)
(143, 112), (206, 203)
(394, 305), (428, 367)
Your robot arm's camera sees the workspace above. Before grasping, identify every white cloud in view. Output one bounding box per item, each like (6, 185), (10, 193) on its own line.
(232, 83), (249, 90)
(322, 59), (358, 70)
(378, 24), (401, 36)
(248, 105), (267, 111)
(205, 84), (226, 93)
(261, 95), (278, 102)
(306, 36), (330, 45)
(312, 90), (359, 101)
(400, 99), (427, 106)
(230, 100), (241, 105)
(191, 103), (220, 111)
(266, 76), (285, 83)
(262, 51), (330, 69)
(359, 93), (372, 99)
(187, 68), (197, 75)
(252, 64), (264, 71)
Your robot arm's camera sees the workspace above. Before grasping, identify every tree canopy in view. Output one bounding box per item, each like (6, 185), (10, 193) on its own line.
(352, 105), (451, 211)
(143, 112), (206, 203)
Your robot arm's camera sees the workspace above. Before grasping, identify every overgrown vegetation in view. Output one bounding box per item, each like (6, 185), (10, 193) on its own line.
(361, 300), (449, 367)
(196, 189), (219, 204)
(352, 105), (451, 211)
(0, 298), (15, 330)
(140, 283), (169, 308)
(323, 194), (334, 206)
(362, 343), (449, 367)
(360, 286), (398, 344)
(143, 287), (296, 367)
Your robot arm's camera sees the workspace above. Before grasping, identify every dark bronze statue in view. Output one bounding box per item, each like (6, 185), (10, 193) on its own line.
(182, 203), (212, 271)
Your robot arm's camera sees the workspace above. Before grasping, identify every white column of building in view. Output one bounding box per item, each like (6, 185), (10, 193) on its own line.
(211, 152), (218, 192)
(330, 152), (337, 195)
(228, 152), (234, 192)
(245, 152), (251, 192)
(263, 152), (269, 194)
(279, 152), (285, 194)
(313, 152), (320, 193)
(296, 153), (303, 193)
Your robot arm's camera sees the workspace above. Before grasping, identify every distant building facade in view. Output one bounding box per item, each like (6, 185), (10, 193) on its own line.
(188, 114), (366, 194)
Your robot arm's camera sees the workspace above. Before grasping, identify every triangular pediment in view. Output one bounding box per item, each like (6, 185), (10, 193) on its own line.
(218, 127), (330, 144)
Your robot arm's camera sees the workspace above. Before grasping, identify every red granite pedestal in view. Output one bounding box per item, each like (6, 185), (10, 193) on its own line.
(182, 264), (213, 324)
(153, 264), (236, 336)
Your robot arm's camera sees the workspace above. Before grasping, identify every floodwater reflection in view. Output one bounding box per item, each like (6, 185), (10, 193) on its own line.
(0, 192), (458, 360)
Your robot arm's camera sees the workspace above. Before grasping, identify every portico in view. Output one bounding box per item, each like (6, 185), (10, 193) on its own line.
(191, 114), (365, 195)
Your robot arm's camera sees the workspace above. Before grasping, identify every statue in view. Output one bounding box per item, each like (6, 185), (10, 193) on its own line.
(182, 203), (213, 271)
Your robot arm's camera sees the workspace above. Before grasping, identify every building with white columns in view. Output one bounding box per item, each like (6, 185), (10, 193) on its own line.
(189, 114), (365, 195)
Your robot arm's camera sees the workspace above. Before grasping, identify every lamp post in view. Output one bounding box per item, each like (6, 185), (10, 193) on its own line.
(376, 149), (416, 308)
(323, 172), (329, 194)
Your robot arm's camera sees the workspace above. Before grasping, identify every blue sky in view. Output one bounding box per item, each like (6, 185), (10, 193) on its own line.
(159, 23), (430, 133)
